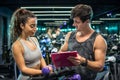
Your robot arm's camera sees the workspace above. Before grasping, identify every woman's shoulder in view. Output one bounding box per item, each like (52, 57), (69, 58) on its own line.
(12, 40), (19, 46)
(12, 40), (22, 50)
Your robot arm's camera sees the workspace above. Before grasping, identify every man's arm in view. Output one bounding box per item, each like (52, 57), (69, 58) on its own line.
(67, 34), (107, 71)
(59, 32), (71, 52)
(87, 35), (107, 71)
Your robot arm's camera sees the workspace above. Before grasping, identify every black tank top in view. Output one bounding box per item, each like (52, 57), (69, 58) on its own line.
(68, 31), (98, 80)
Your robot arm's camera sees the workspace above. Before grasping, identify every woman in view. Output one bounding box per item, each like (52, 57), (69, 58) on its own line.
(10, 8), (52, 80)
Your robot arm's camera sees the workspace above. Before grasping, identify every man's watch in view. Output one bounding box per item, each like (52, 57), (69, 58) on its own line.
(81, 58), (88, 66)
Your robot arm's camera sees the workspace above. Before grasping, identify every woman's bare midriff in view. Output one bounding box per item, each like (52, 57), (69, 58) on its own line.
(31, 64), (41, 70)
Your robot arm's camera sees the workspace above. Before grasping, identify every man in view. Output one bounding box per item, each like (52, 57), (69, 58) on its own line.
(59, 4), (107, 80)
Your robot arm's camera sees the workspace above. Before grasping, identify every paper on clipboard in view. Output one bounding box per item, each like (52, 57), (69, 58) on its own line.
(51, 51), (78, 68)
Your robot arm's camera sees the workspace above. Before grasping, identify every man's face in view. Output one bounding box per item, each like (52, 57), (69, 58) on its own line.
(72, 17), (88, 31)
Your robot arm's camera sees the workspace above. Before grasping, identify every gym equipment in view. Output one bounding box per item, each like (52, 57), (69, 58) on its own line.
(28, 67), (81, 80)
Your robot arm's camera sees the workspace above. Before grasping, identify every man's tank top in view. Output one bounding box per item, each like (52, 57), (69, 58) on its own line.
(19, 37), (42, 68)
(68, 31), (98, 80)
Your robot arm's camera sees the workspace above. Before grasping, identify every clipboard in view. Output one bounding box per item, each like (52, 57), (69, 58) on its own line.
(51, 51), (78, 68)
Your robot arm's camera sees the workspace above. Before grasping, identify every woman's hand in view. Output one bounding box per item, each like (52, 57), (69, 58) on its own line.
(42, 65), (53, 76)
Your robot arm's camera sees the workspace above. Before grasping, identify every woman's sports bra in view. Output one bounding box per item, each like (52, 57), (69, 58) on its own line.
(19, 37), (43, 67)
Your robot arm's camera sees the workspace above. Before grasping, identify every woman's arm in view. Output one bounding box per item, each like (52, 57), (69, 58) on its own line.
(12, 41), (42, 75)
(33, 37), (52, 72)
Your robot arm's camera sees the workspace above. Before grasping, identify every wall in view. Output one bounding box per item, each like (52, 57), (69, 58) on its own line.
(0, 7), (12, 63)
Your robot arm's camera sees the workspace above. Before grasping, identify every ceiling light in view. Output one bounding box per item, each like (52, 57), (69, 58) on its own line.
(115, 14), (120, 16)
(92, 20), (103, 23)
(21, 6), (74, 9)
(44, 22), (63, 24)
(100, 18), (120, 20)
(35, 14), (70, 16)
(91, 20), (104, 24)
(37, 18), (69, 21)
(32, 11), (71, 13)
(54, 21), (67, 22)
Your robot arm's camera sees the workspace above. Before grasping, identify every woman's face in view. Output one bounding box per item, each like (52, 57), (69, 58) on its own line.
(22, 17), (37, 37)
